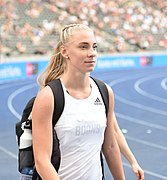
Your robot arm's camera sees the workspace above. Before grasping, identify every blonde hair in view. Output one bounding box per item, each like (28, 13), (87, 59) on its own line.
(38, 24), (93, 88)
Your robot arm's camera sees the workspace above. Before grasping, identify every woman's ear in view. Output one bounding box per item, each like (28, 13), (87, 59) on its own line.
(59, 45), (68, 59)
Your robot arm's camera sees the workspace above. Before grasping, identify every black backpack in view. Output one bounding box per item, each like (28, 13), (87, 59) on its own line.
(15, 77), (109, 179)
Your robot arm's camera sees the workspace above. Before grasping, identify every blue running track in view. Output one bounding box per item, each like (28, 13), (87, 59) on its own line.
(0, 66), (167, 180)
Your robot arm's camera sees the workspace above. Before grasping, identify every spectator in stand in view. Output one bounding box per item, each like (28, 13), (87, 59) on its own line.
(15, 41), (27, 54)
(26, 1), (43, 18)
(159, 34), (167, 49)
(0, 43), (11, 56)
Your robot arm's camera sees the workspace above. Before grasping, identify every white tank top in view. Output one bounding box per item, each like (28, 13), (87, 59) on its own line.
(55, 78), (107, 180)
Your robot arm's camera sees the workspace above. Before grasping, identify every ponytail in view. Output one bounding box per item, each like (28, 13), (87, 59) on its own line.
(38, 41), (66, 88)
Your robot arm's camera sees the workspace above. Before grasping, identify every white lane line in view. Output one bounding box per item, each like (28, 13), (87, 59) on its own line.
(0, 146), (17, 159)
(134, 74), (167, 103)
(161, 78), (167, 91)
(123, 162), (167, 179)
(125, 135), (167, 151)
(0, 77), (36, 90)
(115, 94), (167, 116)
(115, 112), (167, 131)
(109, 73), (142, 86)
(142, 170), (167, 180)
(8, 83), (37, 120)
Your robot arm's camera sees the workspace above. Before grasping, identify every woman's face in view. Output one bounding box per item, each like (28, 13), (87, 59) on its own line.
(65, 29), (97, 74)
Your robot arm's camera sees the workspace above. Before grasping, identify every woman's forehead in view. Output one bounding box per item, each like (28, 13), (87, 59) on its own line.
(69, 30), (96, 44)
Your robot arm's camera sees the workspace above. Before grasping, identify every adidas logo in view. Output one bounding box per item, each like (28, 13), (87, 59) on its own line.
(94, 97), (102, 105)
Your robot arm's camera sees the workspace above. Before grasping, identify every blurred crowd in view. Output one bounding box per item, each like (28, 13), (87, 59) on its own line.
(0, 0), (167, 56)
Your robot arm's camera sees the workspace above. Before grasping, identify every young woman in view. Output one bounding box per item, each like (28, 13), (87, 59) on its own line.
(32, 24), (144, 180)
(32, 23), (124, 180)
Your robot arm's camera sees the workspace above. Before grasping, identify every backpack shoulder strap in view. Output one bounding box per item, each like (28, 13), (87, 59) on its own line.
(91, 77), (109, 116)
(21, 96), (36, 123)
(47, 79), (65, 126)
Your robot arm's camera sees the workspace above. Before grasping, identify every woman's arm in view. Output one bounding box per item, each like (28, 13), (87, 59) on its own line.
(113, 113), (144, 180)
(102, 86), (125, 180)
(32, 86), (60, 180)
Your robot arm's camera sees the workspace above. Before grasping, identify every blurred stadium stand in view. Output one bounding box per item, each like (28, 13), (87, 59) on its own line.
(0, 0), (167, 57)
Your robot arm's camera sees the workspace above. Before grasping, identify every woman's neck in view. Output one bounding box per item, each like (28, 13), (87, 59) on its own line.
(60, 72), (92, 99)
(60, 72), (91, 90)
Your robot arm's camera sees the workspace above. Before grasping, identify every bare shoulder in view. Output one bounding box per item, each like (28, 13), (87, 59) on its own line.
(105, 83), (114, 99)
(36, 86), (53, 100)
(33, 86), (54, 113)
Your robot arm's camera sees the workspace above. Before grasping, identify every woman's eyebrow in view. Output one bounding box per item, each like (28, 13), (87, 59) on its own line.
(78, 42), (97, 45)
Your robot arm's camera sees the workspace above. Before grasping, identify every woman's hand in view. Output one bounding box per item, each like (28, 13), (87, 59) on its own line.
(131, 162), (144, 180)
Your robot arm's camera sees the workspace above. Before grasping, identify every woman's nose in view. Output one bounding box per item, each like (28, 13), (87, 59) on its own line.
(88, 48), (97, 57)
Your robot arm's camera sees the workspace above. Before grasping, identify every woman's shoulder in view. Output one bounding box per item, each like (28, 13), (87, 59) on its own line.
(103, 83), (114, 98)
(35, 85), (54, 107)
(38, 85), (53, 97)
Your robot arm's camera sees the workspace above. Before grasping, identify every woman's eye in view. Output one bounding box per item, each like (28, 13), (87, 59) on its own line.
(93, 45), (98, 50)
(80, 45), (87, 49)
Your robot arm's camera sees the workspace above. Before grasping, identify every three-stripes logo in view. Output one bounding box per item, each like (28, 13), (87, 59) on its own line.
(94, 97), (102, 105)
